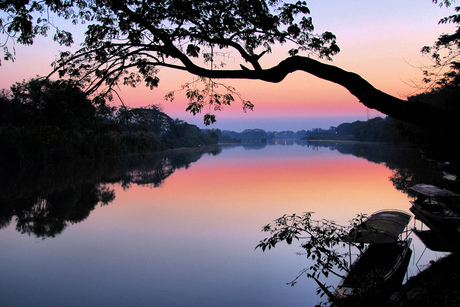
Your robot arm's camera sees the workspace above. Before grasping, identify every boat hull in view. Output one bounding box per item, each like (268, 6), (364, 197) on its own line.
(335, 239), (412, 298)
(410, 201), (460, 226)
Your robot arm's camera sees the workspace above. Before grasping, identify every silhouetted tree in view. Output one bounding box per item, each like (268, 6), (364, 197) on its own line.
(423, 1), (460, 88)
(2, 1), (458, 131)
(5, 79), (97, 129)
(117, 105), (171, 134)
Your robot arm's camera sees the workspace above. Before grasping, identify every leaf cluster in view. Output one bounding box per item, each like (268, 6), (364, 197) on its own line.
(1, 0), (339, 123)
(0, 0), (90, 62)
(255, 212), (368, 284)
(422, 2), (460, 89)
(164, 77), (253, 125)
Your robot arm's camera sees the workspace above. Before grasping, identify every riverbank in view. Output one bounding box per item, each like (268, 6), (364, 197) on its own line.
(389, 251), (460, 306)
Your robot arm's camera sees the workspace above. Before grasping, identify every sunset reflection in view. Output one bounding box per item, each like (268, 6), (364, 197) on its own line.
(0, 143), (431, 307)
(99, 145), (410, 237)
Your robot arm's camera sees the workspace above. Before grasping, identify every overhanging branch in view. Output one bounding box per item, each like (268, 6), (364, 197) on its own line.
(178, 55), (452, 130)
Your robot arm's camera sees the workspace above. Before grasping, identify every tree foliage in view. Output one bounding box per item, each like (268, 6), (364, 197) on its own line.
(2, 78), (98, 129)
(2, 0), (339, 124)
(422, 1), (460, 89)
(255, 212), (368, 286)
(1, 0), (459, 131)
(0, 78), (219, 166)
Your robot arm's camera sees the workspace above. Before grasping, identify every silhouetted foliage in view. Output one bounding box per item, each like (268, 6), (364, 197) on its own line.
(0, 0), (338, 124)
(256, 212), (368, 286)
(8, 79), (97, 129)
(2, 0), (455, 131)
(0, 79), (218, 166)
(422, 1), (460, 89)
(303, 117), (412, 143)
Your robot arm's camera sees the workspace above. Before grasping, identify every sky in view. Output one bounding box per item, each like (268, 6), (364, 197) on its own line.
(0, 1), (456, 131)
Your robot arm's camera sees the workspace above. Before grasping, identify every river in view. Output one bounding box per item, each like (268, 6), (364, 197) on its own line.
(0, 141), (451, 306)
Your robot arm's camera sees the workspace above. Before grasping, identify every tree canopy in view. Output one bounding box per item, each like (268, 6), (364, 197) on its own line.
(1, 0), (459, 130)
(423, 1), (460, 89)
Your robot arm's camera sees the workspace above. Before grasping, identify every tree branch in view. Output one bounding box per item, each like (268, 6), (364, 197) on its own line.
(175, 56), (453, 130)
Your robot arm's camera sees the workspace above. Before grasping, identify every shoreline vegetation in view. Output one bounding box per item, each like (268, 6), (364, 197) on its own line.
(0, 80), (428, 171)
(221, 116), (459, 171)
(1, 79), (456, 170)
(2, 80), (460, 305)
(0, 119), (219, 168)
(0, 79), (219, 169)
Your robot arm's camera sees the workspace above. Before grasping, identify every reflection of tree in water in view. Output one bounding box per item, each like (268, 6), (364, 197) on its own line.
(241, 143), (267, 150)
(0, 170), (116, 238)
(119, 148), (220, 189)
(12, 183), (114, 238)
(0, 146), (220, 238)
(307, 141), (460, 194)
(121, 162), (174, 189)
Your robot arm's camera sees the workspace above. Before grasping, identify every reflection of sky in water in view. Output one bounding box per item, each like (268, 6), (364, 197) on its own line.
(0, 143), (447, 306)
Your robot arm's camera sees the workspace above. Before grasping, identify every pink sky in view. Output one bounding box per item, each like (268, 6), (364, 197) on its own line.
(0, 1), (456, 131)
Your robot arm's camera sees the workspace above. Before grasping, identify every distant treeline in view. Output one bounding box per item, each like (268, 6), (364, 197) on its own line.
(219, 117), (414, 144)
(0, 79), (218, 167)
(305, 115), (460, 172)
(303, 117), (415, 143)
(302, 115), (459, 162)
(219, 117), (434, 145)
(219, 128), (309, 143)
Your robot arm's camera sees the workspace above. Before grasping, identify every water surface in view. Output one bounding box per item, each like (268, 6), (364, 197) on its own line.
(0, 142), (447, 306)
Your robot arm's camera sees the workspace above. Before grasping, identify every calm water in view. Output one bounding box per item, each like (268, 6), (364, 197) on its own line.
(0, 142), (448, 306)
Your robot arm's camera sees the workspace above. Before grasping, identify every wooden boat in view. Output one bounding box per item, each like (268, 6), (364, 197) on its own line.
(335, 239), (412, 298)
(334, 210), (412, 298)
(345, 210), (412, 244)
(410, 184), (458, 198)
(410, 200), (460, 252)
(409, 184), (460, 226)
